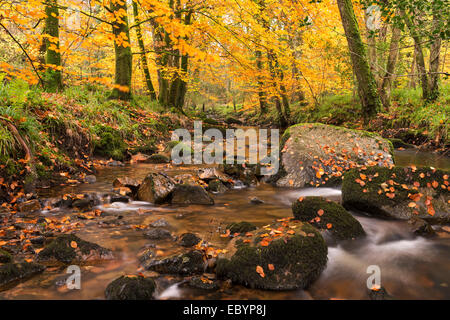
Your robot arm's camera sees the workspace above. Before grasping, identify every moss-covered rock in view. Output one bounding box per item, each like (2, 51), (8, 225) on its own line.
(276, 123), (394, 187)
(0, 262), (45, 288)
(206, 179), (228, 193)
(226, 221), (257, 234)
(219, 163), (258, 186)
(105, 275), (156, 300)
(143, 250), (205, 275)
(292, 196), (365, 240)
(170, 184), (214, 205)
(0, 248), (12, 263)
(189, 276), (219, 290)
(36, 234), (114, 265)
(145, 154), (169, 164)
(93, 125), (127, 161)
(342, 166), (450, 222)
(216, 220), (328, 290)
(137, 173), (175, 204)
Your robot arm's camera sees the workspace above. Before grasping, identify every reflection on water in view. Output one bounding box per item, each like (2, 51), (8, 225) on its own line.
(394, 149), (450, 170)
(1, 150), (449, 300)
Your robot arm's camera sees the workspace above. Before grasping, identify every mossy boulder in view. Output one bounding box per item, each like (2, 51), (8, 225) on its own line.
(105, 275), (156, 300)
(216, 220), (328, 290)
(342, 166), (450, 222)
(143, 250), (205, 275)
(0, 262), (45, 288)
(0, 249), (12, 263)
(292, 196), (365, 241)
(170, 184), (214, 205)
(226, 221), (257, 234)
(93, 125), (127, 161)
(36, 234), (114, 265)
(137, 173), (175, 204)
(276, 123), (394, 187)
(206, 179), (228, 193)
(219, 163), (258, 186)
(145, 154), (170, 164)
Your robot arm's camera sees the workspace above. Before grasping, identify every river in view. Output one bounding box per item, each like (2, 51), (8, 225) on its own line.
(1, 149), (449, 300)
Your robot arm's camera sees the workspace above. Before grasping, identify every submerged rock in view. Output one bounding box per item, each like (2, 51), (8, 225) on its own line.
(144, 228), (172, 240)
(150, 218), (170, 228)
(216, 220), (328, 290)
(170, 184), (214, 205)
(249, 197), (264, 204)
(0, 262), (45, 288)
(17, 199), (41, 213)
(198, 168), (230, 183)
(105, 275), (156, 300)
(143, 250), (205, 275)
(180, 233), (201, 247)
(36, 234), (114, 265)
(275, 123), (394, 187)
(292, 196), (365, 241)
(342, 166), (449, 222)
(137, 173), (175, 204)
(226, 221), (257, 234)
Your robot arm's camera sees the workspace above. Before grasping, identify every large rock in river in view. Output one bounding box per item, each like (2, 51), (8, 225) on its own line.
(170, 184), (214, 205)
(275, 123), (394, 187)
(342, 166), (449, 222)
(137, 173), (175, 204)
(36, 234), (114, 265)
(292, 196), (365, 241)
(105, 275), (156, 300)
(216, 220), (327, 290)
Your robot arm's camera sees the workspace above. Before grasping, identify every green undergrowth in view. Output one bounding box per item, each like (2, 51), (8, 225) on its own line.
(0, 77), (186, 183)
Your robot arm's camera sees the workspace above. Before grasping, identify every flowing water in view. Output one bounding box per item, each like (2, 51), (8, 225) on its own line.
(1, 150), (449, 300)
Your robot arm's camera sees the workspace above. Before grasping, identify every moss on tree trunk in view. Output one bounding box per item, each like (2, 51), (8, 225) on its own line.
(110, 0), (132, 101)
(43, 0), (62, 92)
(337, 0), (381, 121)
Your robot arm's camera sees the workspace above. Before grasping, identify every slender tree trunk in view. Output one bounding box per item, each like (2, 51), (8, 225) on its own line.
(255, 48), (268, 115)
(111, 0), (132, 100)
(337, 0), (381, 121)
(43, 0), (62, 92)
(409, 48), (417, 88)
(132, 1), (156, 100)
(267, 50), (288, 128)
(429, 4), (442, 101)
(380, 25), (401, 109)
(403, 12), (430, 100)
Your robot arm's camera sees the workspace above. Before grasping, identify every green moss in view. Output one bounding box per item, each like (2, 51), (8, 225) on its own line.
(226, 221), (257, 234)
(0, 262), (45, 288)
(0, 248), (12, 263)
(105, 275), (155, 300)
(93, 125), (127, 160)
(216, 221), (328, 290)
(292, 196), (365, 240)
(36, 234), (112, 265)
(342, 166), (449, 219)
(146, 153), (169, 164)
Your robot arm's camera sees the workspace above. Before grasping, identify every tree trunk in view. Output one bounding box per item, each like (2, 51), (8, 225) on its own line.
(403, 12), (430, 100)
(255, 48), (268, 115)
(267, 50), (289, 128)
(337, 0), (381, 121)
(429, 4), (442, 101)
(132, 1), (156, 100)
(409, 48), (417, 88)
(380, 25), (401, 109)
(111, 0), (132, 100)
(43, 0), (62, 92)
